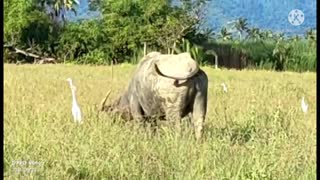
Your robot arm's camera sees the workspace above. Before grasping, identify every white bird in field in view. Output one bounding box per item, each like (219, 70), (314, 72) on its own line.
(221, 83), (228, 93)
(301, 96), (308, 113)
(66, 78), (83, 123)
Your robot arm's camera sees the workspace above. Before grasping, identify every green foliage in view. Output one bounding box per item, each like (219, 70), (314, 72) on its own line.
(99, 0), (144, 62)
(232, 41), (275, 63)
(272, 40), (292, 71)
(234, 17), (248, 41)
(77, 49), (111, 65)
(218, 27), (232, 41)
(174, 38), (208, 65)
(3, 0), (316, 72)
(130, 48), (145, 64)
(4, 0), (62, 57)
(285, 40), (316, 72)
(56, 20), (108, 62)
(50, 0), (79, 20)
(96, 0), (208, 62)
(4, 0), (33, 44)
(21, 10), (56, 49)
(212, 34), (316, 72)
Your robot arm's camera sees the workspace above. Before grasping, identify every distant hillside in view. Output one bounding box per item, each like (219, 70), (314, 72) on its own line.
(68, 0), (316, 35)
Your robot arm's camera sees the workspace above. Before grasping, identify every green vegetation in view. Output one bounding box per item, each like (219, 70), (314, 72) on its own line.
(4, 64), (316, 179)
(4, 0), (316, 72)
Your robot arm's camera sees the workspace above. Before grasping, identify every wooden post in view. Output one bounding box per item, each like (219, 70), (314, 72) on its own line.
(144, 42), (147, 56)
(214, 54), (218, 69)
(172, 41), (176, 54)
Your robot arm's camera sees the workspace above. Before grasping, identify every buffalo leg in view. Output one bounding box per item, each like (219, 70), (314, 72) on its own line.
(129, 94), (144, 122)
(164, 106), (182, 135)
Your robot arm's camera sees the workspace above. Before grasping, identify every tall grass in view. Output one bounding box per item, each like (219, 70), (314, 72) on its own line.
(4, 64), (316, 179)
(209, 40), (316, 72)
(174, 39), (208, 66)
(285, 41), (317, 72)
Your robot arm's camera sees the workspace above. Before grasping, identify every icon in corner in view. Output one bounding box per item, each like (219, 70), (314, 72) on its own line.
(288, 9), (305, 26)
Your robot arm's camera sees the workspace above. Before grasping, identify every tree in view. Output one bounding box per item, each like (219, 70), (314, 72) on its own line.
(234, 17), (248, 41)
(154, 0), (210, 53)
(40, 0), (80, 21)
(4, 0), (32, 44)
(273, 32), (285, 42)
(94, 0), (210, 61)
(246, 27), (262, 41)
(4, 0), (80, 62)
(260, 30), (273, 40)
(289, 35), (301, 42)
(201, 27), (215, 39)
(219, 27), (232, 41)
(272, 40), (291, 71)
(4, 0), (56, 49)
(305, 28), (316, 40)
(305, 28), (316, 46)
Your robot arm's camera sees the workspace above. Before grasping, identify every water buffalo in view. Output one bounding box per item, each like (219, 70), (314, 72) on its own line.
(101, 52), (208, 139)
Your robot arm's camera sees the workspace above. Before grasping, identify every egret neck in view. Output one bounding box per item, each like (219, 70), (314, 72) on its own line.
(71, 86), (78, 105)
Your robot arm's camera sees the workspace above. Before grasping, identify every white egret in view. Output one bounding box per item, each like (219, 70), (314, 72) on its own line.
(301, 96), (308, 113)
(66, 78), (83, 123)
(221, 83), (228, 93)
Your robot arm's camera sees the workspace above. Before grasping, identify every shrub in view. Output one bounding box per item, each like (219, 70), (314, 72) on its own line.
(56, 20), (108, 61)
(77, 49), (112, 65)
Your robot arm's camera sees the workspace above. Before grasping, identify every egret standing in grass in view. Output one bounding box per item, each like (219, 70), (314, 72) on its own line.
(221, 83), (228, 93)
(301, 96), (308, 113)
(67, 78), (83, 123)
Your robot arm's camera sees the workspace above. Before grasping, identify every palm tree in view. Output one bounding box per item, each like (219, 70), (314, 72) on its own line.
(202, 27), (215, 40)
(305, 28), (316, 41)
(260, 30), (273, 40)
(219, 27), (232, 41)
(246, 27), (261, 41)
(44, 0), (80, 21)
(289, 35), (301, 42)
(273, 32), (285, 42)
(272, 40), (291, 71)
(192, 27), (215, 43)
(305, 28), (316, 47)
(234, 18), (248, 41)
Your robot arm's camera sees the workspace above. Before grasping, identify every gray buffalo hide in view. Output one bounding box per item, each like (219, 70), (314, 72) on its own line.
(102, 52), (208, 139)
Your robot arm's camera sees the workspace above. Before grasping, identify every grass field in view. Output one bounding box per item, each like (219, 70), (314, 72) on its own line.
(4, 64), (316, 179)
